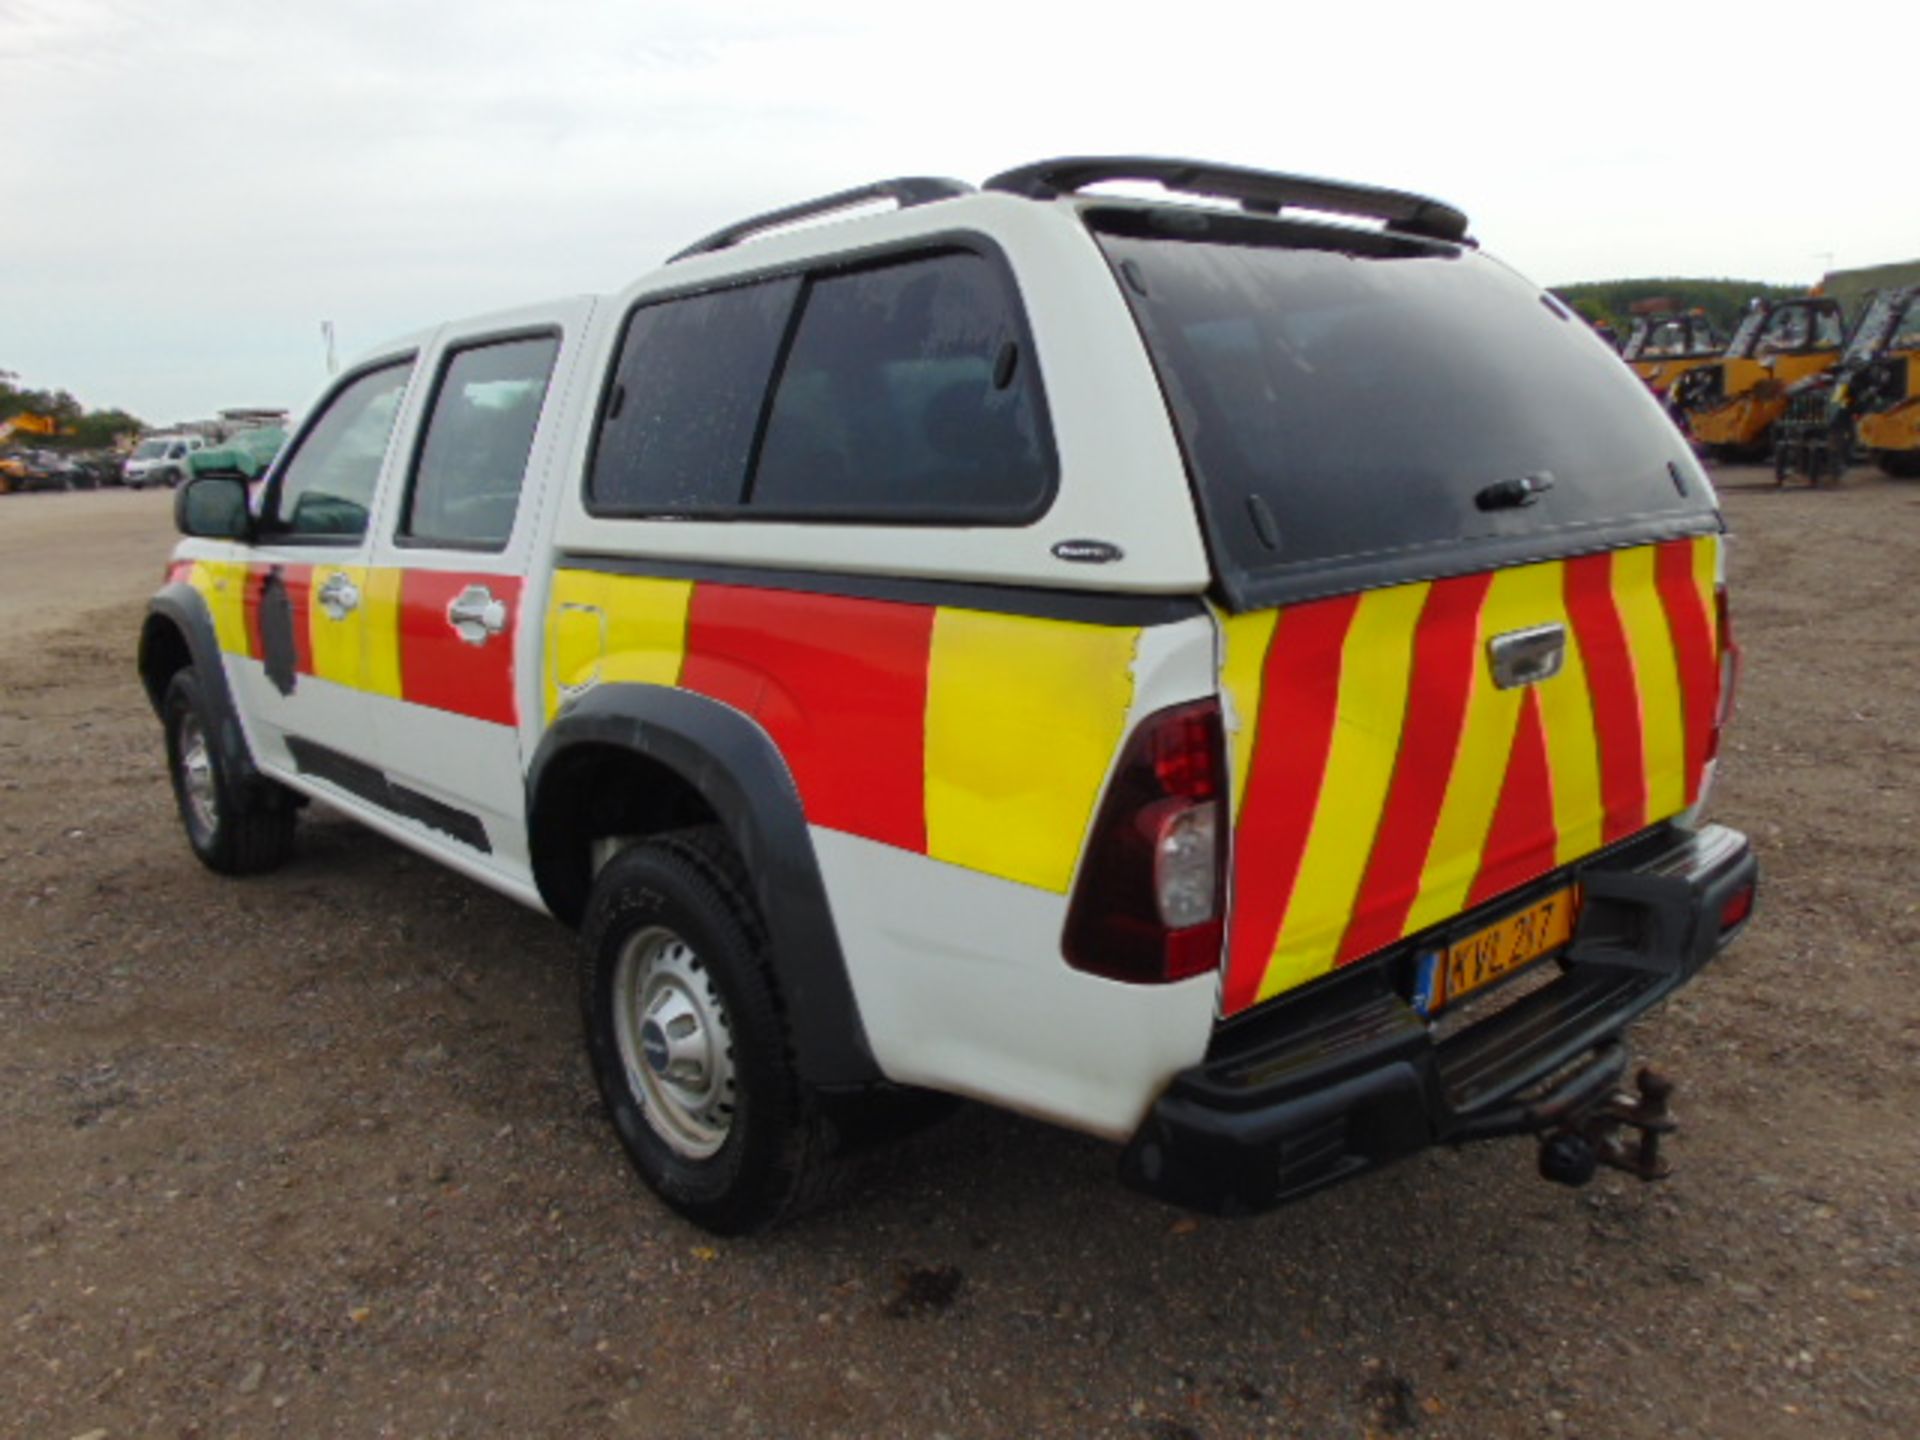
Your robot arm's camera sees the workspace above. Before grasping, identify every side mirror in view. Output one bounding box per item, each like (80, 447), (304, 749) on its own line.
(174, 475), (252, 541)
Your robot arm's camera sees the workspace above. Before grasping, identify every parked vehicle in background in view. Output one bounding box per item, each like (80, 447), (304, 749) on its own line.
(1, 448), (88, 492)
(143, 156), (1758, 1235)
(1772, 286), (1918, 485)
(1620, 311), (1720, 408)
(1673, 295), (1847, 459)
(122, 435), (206, 489)
(63, 452), (120, 489)
(189, 427), (287, 483)
(1849, 287), (1920, 476)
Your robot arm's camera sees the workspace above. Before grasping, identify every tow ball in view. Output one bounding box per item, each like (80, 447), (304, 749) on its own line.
(1538, 1068), (1676, 1188)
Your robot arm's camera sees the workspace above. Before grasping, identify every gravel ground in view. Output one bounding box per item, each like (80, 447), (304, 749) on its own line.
(1, 475), (1915, 1439)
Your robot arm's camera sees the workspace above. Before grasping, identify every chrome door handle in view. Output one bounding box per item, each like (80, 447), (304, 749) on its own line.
(447, 584), (509, 646)
(317, 572), (360, 621)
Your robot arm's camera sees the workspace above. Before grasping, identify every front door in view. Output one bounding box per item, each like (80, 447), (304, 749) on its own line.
(227, 355), (421, 791)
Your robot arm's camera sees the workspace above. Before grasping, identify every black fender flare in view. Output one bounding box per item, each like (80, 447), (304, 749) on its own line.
(526, 683), (878, 1089)
(138, 581), (265, 793)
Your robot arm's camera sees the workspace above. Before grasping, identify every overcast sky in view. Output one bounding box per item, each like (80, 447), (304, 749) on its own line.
(4, 0), (1915, 424)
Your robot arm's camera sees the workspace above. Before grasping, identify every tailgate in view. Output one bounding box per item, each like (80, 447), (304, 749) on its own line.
(1218, 537), (1721, 1015)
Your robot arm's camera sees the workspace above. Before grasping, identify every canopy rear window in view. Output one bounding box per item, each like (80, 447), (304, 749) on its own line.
(1092, 211), (1718, 608)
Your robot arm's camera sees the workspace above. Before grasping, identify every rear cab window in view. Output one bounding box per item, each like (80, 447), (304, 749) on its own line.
(587, 244), (1053, 524)
(1089, 207), (1720, 608)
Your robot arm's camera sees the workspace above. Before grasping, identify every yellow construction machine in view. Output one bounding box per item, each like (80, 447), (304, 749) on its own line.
(1621, 310), (1721, 406)
(1672, 295), (1848, 459)
(1852, 287), (1920, 476)
(1771, 286), (1920, 484)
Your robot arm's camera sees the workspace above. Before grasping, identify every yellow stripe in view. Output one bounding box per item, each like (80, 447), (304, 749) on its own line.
(1218, 608), (1279, 818)
(1255, 582), (1427, 1002)
(1693, 534), (1719, 654)
(187, 560), (250, 657)
(1533, 563), (1604, 865)
(1613, 546), (1687, 821)
(544, 569), (692, 719)
(304, 565), (403, 696)
(307, 563), (365, 688)
(924, 609), (1137, 893)
(1403, 563), (1561, 933)
(1691, 534), (1721, 800)
(360, 566), (403, 700)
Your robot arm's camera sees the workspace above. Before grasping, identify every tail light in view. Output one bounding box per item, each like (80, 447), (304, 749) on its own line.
(1719, 881), (1755, 932)
(1708, 581), (1741, 765)
(1062, 700), (1227, 984)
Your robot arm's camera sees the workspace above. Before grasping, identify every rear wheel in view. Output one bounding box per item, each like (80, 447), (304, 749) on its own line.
(162, 669), (296, 874)
(1877, 449), (1920, 479)
(579, 830), (839, 1234)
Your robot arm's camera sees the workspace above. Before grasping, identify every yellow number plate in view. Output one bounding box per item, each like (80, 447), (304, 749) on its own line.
(1418, 886), (1579, 1016)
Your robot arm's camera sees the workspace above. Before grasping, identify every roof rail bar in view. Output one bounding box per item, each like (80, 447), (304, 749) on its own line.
(668, 177), (976, 264)
(983, 156), (1470, 244)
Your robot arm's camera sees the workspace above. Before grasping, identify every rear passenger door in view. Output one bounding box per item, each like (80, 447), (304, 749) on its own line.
(365, 301), (591, 875)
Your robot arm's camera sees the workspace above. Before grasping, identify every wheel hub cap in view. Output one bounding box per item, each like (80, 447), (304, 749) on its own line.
(177, 715), (219, 843)
(612, 927), (736, 1159)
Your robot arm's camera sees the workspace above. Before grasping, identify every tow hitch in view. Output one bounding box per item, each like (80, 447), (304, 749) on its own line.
(1538, 1067), (1677, 1188)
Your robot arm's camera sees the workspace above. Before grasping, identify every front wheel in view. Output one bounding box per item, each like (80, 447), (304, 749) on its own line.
(579, 830), (839, 1234)
(162, 669), (296, 874)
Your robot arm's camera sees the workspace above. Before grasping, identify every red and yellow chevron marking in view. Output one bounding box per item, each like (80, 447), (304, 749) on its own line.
(1222, 537), (1720, 1014)
(543, 570), (1142, 895)
(178, 559), (519, 726)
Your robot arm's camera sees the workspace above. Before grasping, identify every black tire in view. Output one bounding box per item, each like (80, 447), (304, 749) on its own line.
(1878, 449), (1920, 479)
(1818, 420), (1849, 488)
(580, 829), (839, 1234)
(162, 669), (296, 875)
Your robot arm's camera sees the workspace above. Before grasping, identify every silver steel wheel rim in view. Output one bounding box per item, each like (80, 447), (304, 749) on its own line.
(177, 713), (219, 844)
(612, 926), (736, 1159)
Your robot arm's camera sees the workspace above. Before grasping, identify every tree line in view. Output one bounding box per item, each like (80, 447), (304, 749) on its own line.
(1, 369), (145, 449)
(1552, 278), (1807, 337)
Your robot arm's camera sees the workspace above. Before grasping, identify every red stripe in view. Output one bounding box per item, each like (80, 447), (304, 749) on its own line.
(1563, 552), (1645, 842)
(1335, 572), (1493, 965)
(396, 570), (521, 726)
(281, 565), (315, 676)
(680, 585), (933, 852)
(1222, 593), (1362, 1014)
(1465, 689), (1558, 907)
(242, 564), (269, 661)
(1653, 540), (1716, 804)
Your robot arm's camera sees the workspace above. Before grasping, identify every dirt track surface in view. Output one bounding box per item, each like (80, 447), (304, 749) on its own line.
(2, 477), (1916, 1439)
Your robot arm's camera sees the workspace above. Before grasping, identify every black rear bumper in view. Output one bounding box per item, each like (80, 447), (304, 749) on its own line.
(1121, 823), (1757, 1215)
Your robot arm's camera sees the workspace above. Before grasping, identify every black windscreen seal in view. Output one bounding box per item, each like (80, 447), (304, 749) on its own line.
(552, 552), (1207, 627)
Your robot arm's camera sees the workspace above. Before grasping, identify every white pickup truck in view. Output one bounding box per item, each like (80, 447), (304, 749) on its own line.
(141, 157), (1758, 1233)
